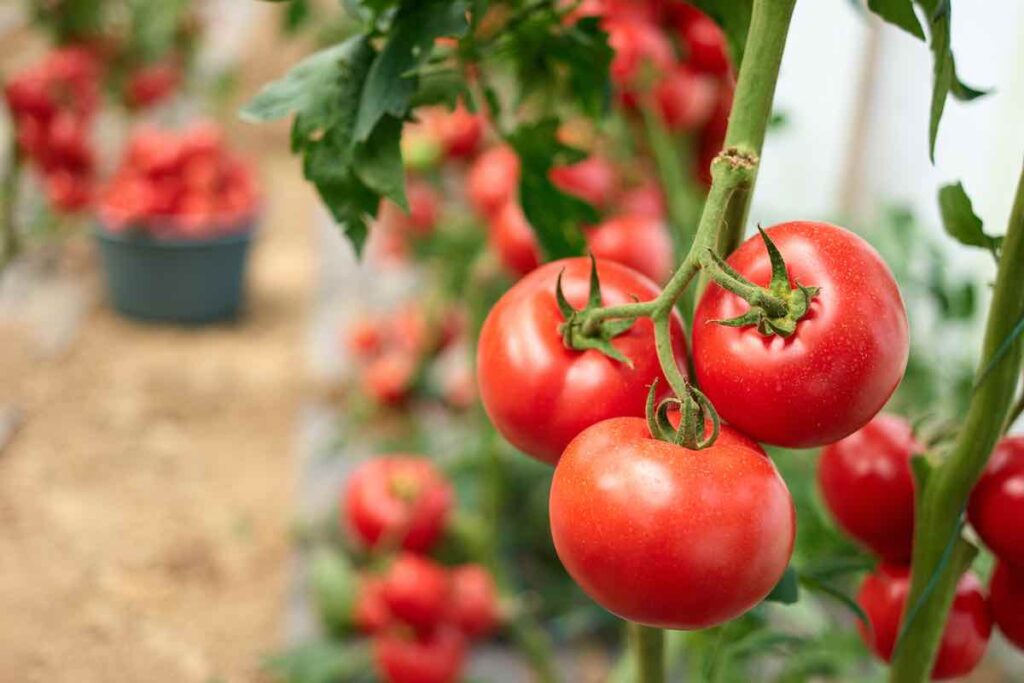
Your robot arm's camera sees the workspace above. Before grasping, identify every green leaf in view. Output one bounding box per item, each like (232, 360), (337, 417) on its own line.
(918, 0), (989, 161)
(264, 641), (369, 683)
(508, 120), (593, 260)
(353, 115), (407, 210)
(867, 0), (924, 40)
(240, 39), (363, 123)
(938, 182), (1001, 258)
(353, 0), (469, 142)
(765, 566), (799, 604)
(543, 16), (613, 118)
(308, 547), (358, 635)
(282, 0), (312, 34)
(689, 0), (754, 69)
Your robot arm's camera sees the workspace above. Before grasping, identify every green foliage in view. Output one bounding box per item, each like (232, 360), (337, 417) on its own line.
(938, 181), (1001, 259)
(265, 641), (370, 683)
(308, 547), (359, 637)
(509, 120), (595, 259)
(867, 0), (987, 160)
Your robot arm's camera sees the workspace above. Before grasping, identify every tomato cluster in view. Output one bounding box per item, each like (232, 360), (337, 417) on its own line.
(820, 425), (1024, 674)
(98, 124), (258, 239)
(343, 301), (473, 411)
(3, 46), (102, 213)
(473, 214), (920, 630)
(123, 60), (182, 109)
(342, 457), (500, 683)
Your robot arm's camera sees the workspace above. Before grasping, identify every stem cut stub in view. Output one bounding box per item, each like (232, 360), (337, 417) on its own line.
(645, 378), (720, 450)
(703, 227), (819, 337)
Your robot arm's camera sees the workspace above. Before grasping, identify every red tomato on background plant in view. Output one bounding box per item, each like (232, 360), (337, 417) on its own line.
(679, 15), (732, 76)
(692, 221), (909, 449)
(360, 350), (417, 406)
(990, 561), (1024, 651)
(818, 414), (922, 562)
(619, 181), (665, 220)
(549, 155), (618, 209)
(655, 65), (718, 131)
(382, 553), (451, 631)
(467, 145), (519, 218)
(433, 101), (484, 160)
(586, 214), (673, 283)
(857, 564), (991, 680)
(124, 61), (181, 109)
(550, 417), (795, 628)
(967, 436), (1024, 568)
(448, 564), (500, 639)
(603, 17), (674, 101)
(477, 258), (687, 464)
(343, 457), (452, 553)
(373, 625), (466, 683)
(354, 575), (391, 633)
(487, 201), (541, 278)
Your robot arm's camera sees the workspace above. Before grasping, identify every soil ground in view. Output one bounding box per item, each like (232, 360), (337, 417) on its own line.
(0, 151), (316, 683)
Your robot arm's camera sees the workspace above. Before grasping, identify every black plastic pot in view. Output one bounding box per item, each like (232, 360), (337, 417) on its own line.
(95, 221), (254, 324)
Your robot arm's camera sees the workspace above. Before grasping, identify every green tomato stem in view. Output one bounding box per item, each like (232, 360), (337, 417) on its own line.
(640, 103), (703, 255)
(888, 162), (1024, 682)
(629, 622), (665, 683)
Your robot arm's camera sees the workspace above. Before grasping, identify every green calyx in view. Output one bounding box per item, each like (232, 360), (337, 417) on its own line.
(645, 378), (720, 450)
(701, 226), (820, 337)
(556, 256), (637, 366)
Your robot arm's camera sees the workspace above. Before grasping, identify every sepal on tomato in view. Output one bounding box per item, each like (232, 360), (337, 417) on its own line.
(556, 255), (638, 366)
(703, 227), (820, 337)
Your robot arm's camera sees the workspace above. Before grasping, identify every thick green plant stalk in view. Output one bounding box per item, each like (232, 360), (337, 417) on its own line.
(0, 138), (21, 269)
(889, 162), (1024, 682)
(602, 0), (799, 679)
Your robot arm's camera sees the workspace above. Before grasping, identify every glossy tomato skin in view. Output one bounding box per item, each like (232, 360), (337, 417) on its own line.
(857, 565), (991, 680)
(449, 564), (500, 638)
(818, 414), (922, 562)
(477, 258), (686, 464)
(354, 575), (391, 633)
(693, 222), (909, 449)
(967, 436), (1024, 567)
(550, 417), (794, 628)
(381, 553), (450, 631)
(990, 561), (1024, 651)
(488, 201), (541, 278)
(343, 457), (452, 553)
(587, 214), (673, 284)
(373, 625), (466, 683)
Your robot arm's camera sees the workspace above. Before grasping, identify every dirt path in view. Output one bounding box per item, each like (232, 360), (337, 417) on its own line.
(0, 154), (315, 683)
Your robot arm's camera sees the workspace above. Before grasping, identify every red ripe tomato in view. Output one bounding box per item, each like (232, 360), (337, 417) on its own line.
(381, 553), (450, 631)
(990, 561), (1024, 651)
(354, 575), (391, 633)
(586, 214), (673, 283)
(818, 414), (922, 562)
(549, 155), (618, 209)
(654, 65), (718, 131)
(619, 182), (665, 220)
(681, 15), (731, 76)
(373, 625), (465, 683)
(488, 202), (541, 278)
(604, 18), (674, 90)
(857, 565), (991, 680)
(477, 257), (686, 464)
(125, 62), (181, 109)
(45, 170), (92, 212)
(449, 564), (500, 639)
(405, 181), (440, 235)
(467, 145), (519, 218)
(435, 102), (483, 159)
(550, 417), (794, 628)
(343, 457), (452, 552)
(967, 436), (1024, 567)
(360, 351), (417, 406)
(692, 222), (909, 449)
(346, 316), (383, 358)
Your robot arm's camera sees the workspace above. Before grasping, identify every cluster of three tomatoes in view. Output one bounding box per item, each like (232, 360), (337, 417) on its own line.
(477, 221), (911, 631)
